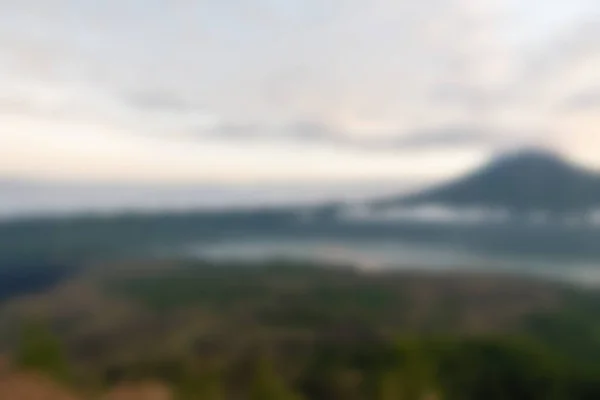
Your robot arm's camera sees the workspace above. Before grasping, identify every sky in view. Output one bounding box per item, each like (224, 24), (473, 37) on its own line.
(0, 0), (599, 185)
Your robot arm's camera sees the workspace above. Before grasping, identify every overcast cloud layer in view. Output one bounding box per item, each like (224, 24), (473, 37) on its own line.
(0, 0), (598, 183)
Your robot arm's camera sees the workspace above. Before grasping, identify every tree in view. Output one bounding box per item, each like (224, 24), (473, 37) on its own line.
(249, 357), (303, 400)
(15, 321), (70, 383)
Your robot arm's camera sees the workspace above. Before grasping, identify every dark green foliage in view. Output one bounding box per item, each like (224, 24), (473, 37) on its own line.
(6, 260), (600, 399)
(433, 337), (565, 400)
(105, 262), (405, 331)
(16, 321), (600, 399)
(171, 364), (225, 400)
(108, 269), (267, 310)
(98, 263), (600, 399)
(249, 357), (303, 400)
(15, 322), (71, 382)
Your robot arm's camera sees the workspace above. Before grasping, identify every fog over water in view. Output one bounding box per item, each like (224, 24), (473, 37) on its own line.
(340, 204), (600, 226)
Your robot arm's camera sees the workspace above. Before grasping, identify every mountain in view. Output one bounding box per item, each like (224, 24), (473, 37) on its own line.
(373, 150), (600, 214)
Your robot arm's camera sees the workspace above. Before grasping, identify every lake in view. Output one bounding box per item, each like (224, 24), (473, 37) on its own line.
(186, 236), (600, 286)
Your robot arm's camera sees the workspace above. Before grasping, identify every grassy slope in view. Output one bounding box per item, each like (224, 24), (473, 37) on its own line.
(2, 260), (600, 399)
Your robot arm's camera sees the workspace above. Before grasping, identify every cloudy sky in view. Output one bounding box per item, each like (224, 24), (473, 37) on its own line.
(1, 0), (598, 185)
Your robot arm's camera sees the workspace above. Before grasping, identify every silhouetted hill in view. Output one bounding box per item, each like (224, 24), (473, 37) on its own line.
(373, 150), (600, 214)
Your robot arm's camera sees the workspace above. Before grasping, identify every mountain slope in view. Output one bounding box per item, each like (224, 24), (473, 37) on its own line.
(373, 150), (600, 214)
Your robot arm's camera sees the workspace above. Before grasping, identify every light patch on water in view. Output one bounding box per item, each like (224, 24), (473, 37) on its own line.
(339, 204), (600, 228)
(552, 266), (600, 287)
(187, 238), (600, 286)
(589, 210), (600, 226)
(340, 204), (512, 225)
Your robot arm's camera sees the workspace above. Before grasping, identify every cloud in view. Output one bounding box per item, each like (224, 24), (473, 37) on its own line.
(125, 90), (196, 112)
(199, 120), (541, 152)
(376, 128), (510, 150)
(562, 87), (600, 111)
(0, 0), (598, 181)
(200, 120), (345, 146)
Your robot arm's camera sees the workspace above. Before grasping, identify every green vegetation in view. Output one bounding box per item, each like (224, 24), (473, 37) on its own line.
(4, 260), (600, 399)
(15, 322), (71, 383)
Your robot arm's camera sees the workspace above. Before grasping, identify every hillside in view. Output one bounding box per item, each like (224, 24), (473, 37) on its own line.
(373, 150), (600, 214)
(2, 260), (600, 399)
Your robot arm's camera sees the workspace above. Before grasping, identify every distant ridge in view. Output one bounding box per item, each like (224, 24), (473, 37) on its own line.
(373, 149), (600, 214)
